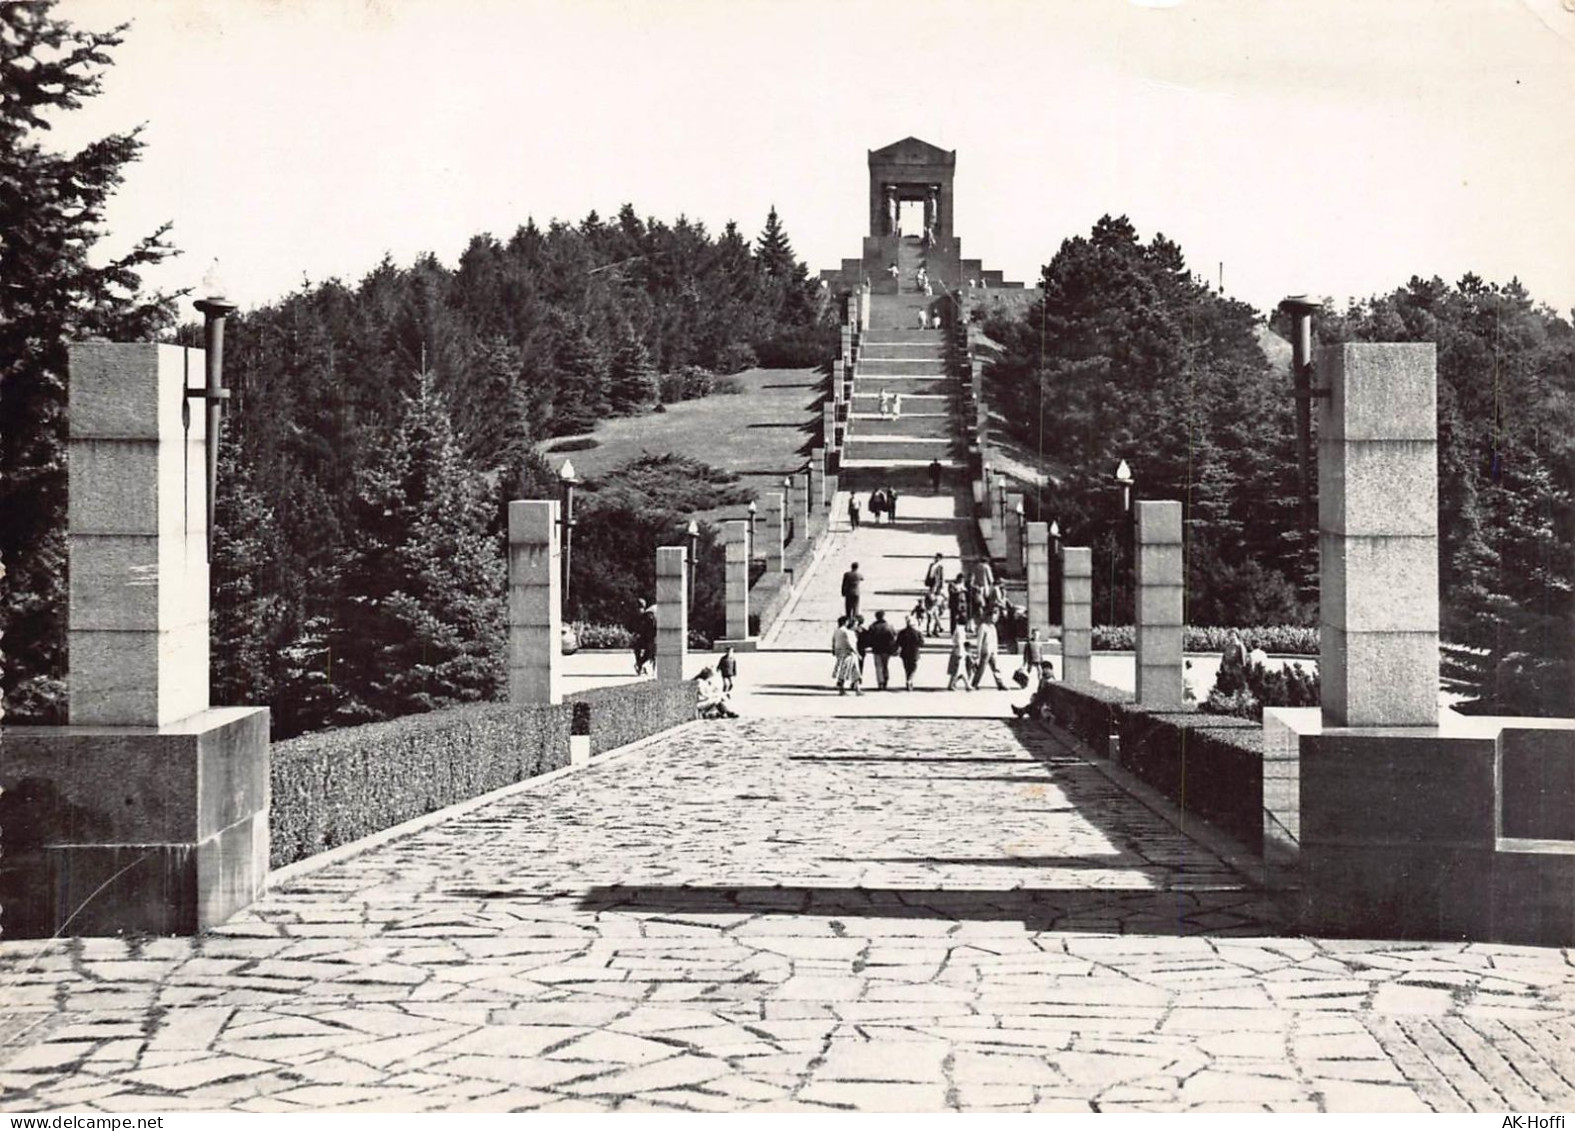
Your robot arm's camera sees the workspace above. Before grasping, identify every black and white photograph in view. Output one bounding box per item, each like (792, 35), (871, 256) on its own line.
(0, 0), (1572, 1116)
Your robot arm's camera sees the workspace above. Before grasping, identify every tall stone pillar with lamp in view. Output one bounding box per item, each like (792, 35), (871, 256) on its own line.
(0, 279), (271, 937)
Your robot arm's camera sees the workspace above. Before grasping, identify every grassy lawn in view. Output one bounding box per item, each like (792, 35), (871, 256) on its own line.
(539, 366), (824, 517)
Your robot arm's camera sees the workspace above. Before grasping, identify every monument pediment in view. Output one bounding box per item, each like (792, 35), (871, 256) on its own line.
(868, 137), (955, 167)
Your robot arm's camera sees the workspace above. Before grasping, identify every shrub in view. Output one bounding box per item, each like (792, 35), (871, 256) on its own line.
(1201, 658), (1321, 721)
(566, 679), (698, 755)
(542, 435), (600, 454)
(1090, 625), (1320, 655)
(658, 365), (718, 404)
(269, 701), (572, 868)
(715, 342), (758, 374)
(711, 374), (743, 395)
(571, 621), (635, 649)
(755, 329), (837, 368)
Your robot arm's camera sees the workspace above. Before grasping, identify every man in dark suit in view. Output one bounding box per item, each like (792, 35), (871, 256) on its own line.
(842, 562), (863, 619)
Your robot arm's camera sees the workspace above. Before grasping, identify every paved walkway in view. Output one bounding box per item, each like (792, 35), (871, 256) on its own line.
(2, 718), (1572, 1112)
(765, 487), (973, 651)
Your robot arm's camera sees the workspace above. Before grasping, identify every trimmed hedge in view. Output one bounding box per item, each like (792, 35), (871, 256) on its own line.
(270, 701), (572, 868)
(271, 679), (700, 869)
(1091, 624), (1318, 654)
(565, 679), (698, 756)
(1036, 679), (1265, 853)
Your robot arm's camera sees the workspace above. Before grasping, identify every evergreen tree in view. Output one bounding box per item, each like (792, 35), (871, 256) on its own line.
(0, 2), (176, 722)
(332, 371), (504, 723)
(756, 205), (796, 279)
(210, 440), (284, 711)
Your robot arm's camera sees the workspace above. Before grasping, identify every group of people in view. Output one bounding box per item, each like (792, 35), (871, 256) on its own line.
(834, 555), (1049, 697)
(875, 390), (904, 419)
(830, 610), (926, 694)
(847, 486), (900, 528)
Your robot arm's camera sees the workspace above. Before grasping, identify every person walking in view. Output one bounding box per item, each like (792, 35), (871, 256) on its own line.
(947, 619), (973, 691)
(855, 614), (873, 684)
(831, 617), (862, 696)
(631, 598), (656, 674)
(971, 610), (1009, 690)
(892, 394), (903, 420)
(923, 590), (944, 637)
(1017, 628), (1046, 691)
(848, 495), (861, 529)
(947, 575), (967, 633)
(929, 458), (943, 494)
(866, 610), (898, 690)
(718, 645), (738, 694)
(886, 485), (899, 522)
(924, 552), (946, 596)
(897, 615), (925, 691)
(841, 562), (863, 619)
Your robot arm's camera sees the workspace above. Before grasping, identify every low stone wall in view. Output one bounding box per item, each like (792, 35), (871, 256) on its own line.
(1038, 679), (1265, 853)
(751, 509), (829, 638)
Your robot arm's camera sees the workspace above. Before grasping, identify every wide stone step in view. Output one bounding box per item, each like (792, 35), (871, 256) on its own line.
(862, 328), (945, 343)
(860, 358), (947, 376)
(848, 416), (952, 439)
(846, 438), (963, 462)
(860, 347), (948, 364)
(851, 376), (952, 395)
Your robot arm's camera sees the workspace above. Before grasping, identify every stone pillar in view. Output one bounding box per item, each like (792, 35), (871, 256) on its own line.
(790, 469), (810, 533)
(723, 520), (750, 643)
(1061, 546), (1093, 685)
(823, 402), (837, 454)
(65, 346), (209, 725)
(764, 492), (785, 573)
(1135, 500), (1185, 709)
(1025, 522), (1050, 638)
(0, 343), (270, 938)
(810, 447), (824, 511)
(1004, 493), (1024, 577)
(509, 500), (562, 706)
(655, 545), (687, 683)
(1319, 343), (1439, 726)
(832, 361), (844, 408)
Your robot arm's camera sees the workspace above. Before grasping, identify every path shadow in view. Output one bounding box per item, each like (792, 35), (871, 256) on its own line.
(576, 884), (1279, 936)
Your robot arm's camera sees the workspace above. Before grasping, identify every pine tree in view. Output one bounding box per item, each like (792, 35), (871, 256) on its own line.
(210, 440), (284, 711)
(332, 371), (504, 722)
(755, 206), (796, 279)
(0, 2), (176, 722)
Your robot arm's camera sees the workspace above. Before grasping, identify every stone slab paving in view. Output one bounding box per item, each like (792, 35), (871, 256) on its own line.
(3, 718), (1573, 1112)
(766, 488), (974, 651)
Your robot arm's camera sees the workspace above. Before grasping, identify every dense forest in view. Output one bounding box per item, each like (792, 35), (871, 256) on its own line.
(0, 2), (833, 737)
(983, 216), (1574, 716)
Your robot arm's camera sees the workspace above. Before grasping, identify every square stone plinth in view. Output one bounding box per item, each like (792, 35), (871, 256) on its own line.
(0, 707), (270, 937)
(1318, 343), (1437, 443)
(1320, 626), (1439, 727)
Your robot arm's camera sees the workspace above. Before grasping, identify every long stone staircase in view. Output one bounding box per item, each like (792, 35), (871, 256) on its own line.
(839, 290), (964, 489)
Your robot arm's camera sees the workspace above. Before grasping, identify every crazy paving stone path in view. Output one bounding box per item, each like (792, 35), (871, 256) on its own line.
(3, 718), (1575, 1112)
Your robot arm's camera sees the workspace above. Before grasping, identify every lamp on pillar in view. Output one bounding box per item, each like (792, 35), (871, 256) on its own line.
(1049, 518), (1062, 624)
(557, 458), (579, 611)
(783, 475), (794, 543)
(1014, 499), (1026, 573)
(1278, 294), (1328, 536)
(1114, 459), (1134, 514)
(1112, 460), (1136, 627)
(686, 519), (699, 609)
(746, 500), (758, 563)
(189, 263), (238, 563)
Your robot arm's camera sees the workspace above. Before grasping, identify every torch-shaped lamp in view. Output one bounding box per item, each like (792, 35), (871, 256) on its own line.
(190, 265), (237, 563)
(558, 458), (579, 611)
(686, 519), (699, 609)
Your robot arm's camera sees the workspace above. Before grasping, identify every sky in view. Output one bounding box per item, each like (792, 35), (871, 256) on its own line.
(47, 0), (1575, 318)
